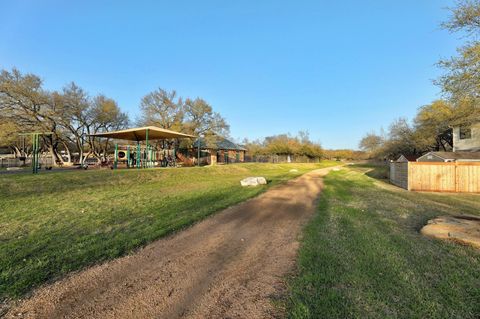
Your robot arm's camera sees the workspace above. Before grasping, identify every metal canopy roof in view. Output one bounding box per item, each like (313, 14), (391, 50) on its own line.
(90, 126), (196, 141)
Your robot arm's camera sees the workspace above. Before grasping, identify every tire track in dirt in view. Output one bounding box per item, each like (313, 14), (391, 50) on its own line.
(6, 167), (335, 319)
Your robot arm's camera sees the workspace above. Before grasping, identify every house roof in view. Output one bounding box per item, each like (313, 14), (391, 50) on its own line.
(397, 154), (420, 162)
(419, 151), (480, 161)
(193, 136), (247, 151)
(89, 126), (196, 141)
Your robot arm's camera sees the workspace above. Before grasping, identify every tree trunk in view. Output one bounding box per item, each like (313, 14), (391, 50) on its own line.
(61, 141), (72, 164)
(12, 145), (22, 158)
(48, 145), (64, 167)
(83, 151), (93, 165)
(79, 148), (84, 165)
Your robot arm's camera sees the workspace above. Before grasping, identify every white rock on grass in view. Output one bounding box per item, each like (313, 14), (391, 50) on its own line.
(289, 169), (298, 173)
(240, 177), (267, 187)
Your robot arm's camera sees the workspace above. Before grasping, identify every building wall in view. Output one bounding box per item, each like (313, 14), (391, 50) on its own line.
(453, 123), (480, 151)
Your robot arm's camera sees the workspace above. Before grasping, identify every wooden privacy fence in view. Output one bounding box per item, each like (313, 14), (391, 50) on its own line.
(390, 162), (480, 193)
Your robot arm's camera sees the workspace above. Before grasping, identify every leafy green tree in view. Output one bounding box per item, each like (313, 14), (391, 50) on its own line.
(241, 138), (265, 156)
(265, 134), (298, 155)
(437, 0), (480, 124)
(414, 100), (454, 151)
(245, 132), (322, 159)
(0, 118), (22, 155)
(323, 149), (367, 160)
(442, 0), (480, 34)
(297, 131), (323, 158)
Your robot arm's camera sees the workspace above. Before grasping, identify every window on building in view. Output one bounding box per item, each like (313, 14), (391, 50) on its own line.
(459, 126), (472, 140)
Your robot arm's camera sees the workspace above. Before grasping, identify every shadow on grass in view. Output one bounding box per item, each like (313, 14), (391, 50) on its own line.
(350, 163), (389, 181)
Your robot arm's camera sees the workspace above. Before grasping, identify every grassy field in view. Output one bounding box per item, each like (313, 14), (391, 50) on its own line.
(0, 162), (336, 300)
(287, 165), (480, 319)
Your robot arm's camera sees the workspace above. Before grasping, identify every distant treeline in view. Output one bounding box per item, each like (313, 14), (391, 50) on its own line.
(242, 132), (322, 159)
(242, 133), (365, 160)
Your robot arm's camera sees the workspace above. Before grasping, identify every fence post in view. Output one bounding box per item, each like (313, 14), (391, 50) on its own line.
(407, 162), (411, 191)
(113, 143), (118, 169)
(455, 162), (459, 192)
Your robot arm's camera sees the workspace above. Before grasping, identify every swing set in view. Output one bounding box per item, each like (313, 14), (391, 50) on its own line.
(18, 132), (54, 174)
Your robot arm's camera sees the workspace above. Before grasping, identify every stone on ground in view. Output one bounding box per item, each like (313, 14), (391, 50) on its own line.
(240, 177), (267, 187)
(421, 215), (480, 248)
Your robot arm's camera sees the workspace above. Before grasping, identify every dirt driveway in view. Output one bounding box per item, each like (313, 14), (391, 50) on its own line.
(6, 167), (335, 319)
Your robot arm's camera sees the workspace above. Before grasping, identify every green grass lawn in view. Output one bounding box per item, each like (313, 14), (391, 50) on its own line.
(0, 162), (336, 301)
(287, 166), (480, 319)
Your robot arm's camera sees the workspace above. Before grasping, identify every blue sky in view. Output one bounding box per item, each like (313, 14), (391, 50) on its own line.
(0, 0), (460, 149)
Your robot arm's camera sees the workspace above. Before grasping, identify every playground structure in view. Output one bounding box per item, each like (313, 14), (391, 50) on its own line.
(112, 145), (178, 169)
(91, 126), (196, 169)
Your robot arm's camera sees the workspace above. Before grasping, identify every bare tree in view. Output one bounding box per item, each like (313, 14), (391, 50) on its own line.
(85, 95), (129, 163)
(138, 89), (184, 130)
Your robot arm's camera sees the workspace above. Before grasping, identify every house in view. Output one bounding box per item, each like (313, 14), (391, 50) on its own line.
(452, 122), (480, 152)
(416, 151), (480, 162)
(192, 136), (246, 165)
(412, 122), (480, 163)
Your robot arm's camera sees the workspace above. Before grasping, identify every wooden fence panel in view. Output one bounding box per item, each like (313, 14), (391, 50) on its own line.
(456, 163), (480, 193)
(387, 162), (480, 193)
(408, 162), (456, 192)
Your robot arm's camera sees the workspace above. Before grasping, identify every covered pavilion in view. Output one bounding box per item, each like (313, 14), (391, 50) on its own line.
(90, 126), (196, 169)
